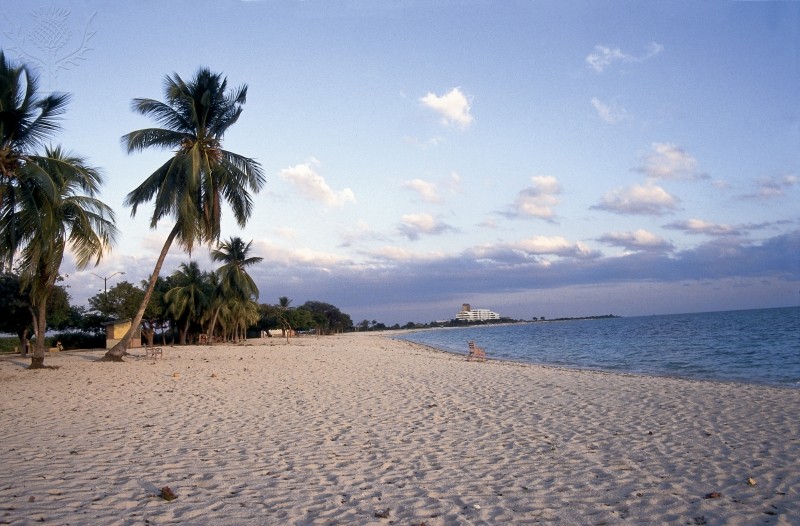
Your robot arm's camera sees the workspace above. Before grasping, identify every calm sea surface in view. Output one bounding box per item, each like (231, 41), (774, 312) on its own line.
(394, 307), (800, 387)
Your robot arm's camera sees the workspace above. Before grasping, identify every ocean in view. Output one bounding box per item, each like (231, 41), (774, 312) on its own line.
(394, 306), (800, 387)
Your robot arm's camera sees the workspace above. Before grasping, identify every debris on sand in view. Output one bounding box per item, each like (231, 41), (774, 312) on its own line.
(159, 486), (177, 501)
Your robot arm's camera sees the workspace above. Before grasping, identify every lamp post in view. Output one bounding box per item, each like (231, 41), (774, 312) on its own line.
(92, 271), (125, 296)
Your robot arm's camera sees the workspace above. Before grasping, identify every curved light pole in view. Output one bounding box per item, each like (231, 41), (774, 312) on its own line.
(92, 271), (126, 296)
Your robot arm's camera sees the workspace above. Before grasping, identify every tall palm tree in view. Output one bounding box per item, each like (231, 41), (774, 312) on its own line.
(0, 50), (71, 270)
(104, 68), (264, 360)
(6, 146), (117, 368)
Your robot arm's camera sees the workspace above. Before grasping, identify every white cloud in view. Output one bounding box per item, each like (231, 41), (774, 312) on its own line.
(368, 246), (447, 262)
(635, 142), (707, 181)
(472, 235), (598, 260)
(586, 41), (664, 72)
(512, 236), (596, 258)
(253, 239), (344, 268)
(586, 46), (627, 73)
(591, 97), (629, 124)
(420, 87), (473, 129)
(594, 182), (680, 216)
(664, 219), (742, 236)
(398, 212), (456, 240)
(598, 229), (674, 251)
(278, 158), (356, 207)
(510, 175), (562, 220)
(401, 178), (441, 203)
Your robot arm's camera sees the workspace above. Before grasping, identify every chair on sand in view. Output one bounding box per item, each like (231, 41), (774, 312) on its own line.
(466, 340), (486, 362)
(144, 344), (163, 360)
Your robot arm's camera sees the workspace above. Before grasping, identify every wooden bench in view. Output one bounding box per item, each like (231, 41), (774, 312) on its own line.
(466, 340), (486, 362)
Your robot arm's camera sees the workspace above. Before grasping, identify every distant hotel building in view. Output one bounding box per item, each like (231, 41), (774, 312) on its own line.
(455, 303), (500, 322)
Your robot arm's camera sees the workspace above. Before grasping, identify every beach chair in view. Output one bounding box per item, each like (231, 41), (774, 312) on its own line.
(144, 344), (163, 360)
(466, 340), (486, 362)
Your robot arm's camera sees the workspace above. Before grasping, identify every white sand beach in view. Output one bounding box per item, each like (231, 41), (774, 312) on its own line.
(1, 333), (798, 525)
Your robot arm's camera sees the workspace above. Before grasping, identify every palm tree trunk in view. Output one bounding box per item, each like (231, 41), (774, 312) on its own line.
(103, 223), (180, 361)
(180, 318), (190, 345)
(29, 299), (48, 369)
(208, 305), (221, 343)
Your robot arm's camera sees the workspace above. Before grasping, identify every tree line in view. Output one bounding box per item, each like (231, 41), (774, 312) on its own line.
(0, 264), (353, 353)
(0, 50), (351, 367)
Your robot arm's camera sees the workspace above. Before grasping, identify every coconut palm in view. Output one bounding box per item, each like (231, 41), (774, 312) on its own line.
(276, 296), (294, 342)
(5, 146), (117, 367)
(164, 261), (212, 345)
(0, 50), (71, 270)
(210, 236), (262, 301)
(104, 68), (264, 360)
(205, 237), (262, 343)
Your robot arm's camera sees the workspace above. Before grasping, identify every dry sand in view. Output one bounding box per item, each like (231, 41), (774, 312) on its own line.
(1, 333), (798, 525)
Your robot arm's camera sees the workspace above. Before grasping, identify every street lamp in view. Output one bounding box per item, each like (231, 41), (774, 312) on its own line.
(92, 271), (125, 295)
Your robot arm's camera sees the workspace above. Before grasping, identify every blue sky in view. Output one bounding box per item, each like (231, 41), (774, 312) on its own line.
(2, 0), (798, 324)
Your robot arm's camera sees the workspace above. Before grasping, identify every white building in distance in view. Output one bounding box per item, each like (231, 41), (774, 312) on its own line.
(455, 303), (500, 322)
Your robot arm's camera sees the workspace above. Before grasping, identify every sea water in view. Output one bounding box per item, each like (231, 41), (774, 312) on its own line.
(394, 307), (800, 387)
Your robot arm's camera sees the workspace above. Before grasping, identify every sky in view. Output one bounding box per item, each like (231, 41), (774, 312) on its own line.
(1, 0), (798, 325)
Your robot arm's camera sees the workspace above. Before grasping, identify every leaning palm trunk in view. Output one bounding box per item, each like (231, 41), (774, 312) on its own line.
(208, 305), (223, 343)
(103, 224), (179, 360)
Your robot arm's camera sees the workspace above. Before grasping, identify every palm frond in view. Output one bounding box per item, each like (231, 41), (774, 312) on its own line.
(122, 128), (188, 153)
(130, 97), (192, 133)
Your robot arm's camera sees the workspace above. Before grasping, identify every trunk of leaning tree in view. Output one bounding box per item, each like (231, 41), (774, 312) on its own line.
(102, 224), (180, 361)
(29, 298), (49, 369)
(208, 306), (222, 344)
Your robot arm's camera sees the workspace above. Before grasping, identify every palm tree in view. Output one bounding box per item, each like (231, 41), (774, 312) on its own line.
(211, 236), (262, 299)
(0, 50), (71, 271)
(164, 261), (211, 345)
(5, 146), (117, 367)
(276, 296), (294, 342)
(104, 68), (264, 360)
(205, 237), (261, 342)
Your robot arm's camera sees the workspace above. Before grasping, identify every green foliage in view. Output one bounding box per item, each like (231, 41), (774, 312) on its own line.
(122, 68), (265, 252)
(88, 280), (145, 320)
(210, 237), (262, 302)
(0, 272), (78, 342)
(298, 301), (353, 334)
(0, 272), (31, 338)
(46, 284), (74, 330)
(285, 307), (315, 331)
(0, 337), (21, 353)
(1, 52), (118, 364)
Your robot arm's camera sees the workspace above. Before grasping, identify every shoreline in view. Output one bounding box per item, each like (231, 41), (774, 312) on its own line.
(393, 334), (800, 392)
(2, 333), (798, 525)
(392, 316), (800, 389)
